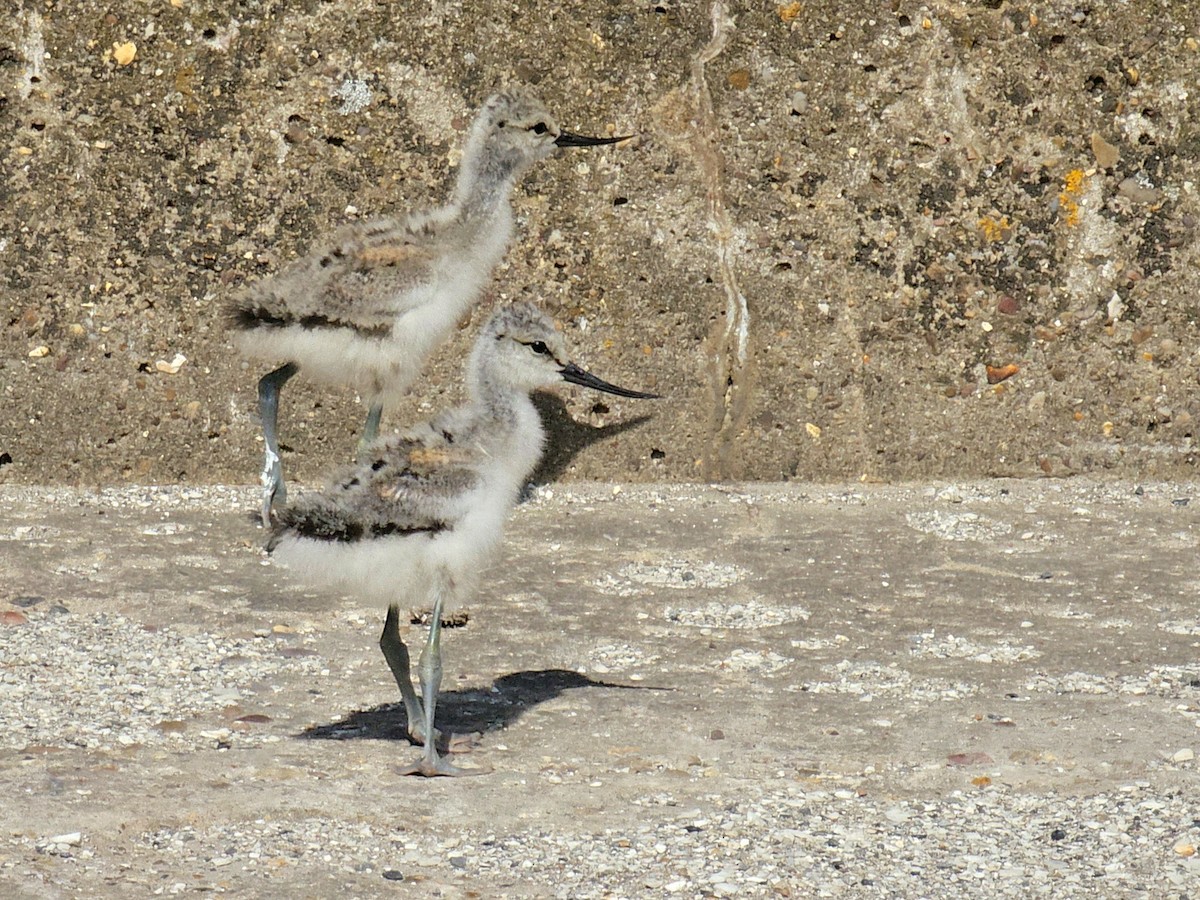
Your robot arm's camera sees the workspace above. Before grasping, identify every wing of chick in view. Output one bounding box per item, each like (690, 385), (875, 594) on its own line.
(230, 212), (459, 336)
(269, 430), (482, 549)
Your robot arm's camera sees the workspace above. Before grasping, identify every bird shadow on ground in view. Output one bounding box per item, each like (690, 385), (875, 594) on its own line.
(299, 668), (669, 745)
(527, 393), (653, 489)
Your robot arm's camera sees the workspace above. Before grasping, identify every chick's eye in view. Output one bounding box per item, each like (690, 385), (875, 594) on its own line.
(530, 340), (550, 355)
(529, 122), (549, 135)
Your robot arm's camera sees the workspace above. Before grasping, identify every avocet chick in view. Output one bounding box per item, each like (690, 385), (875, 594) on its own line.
(268, 302), (658, 776)
(229, 88), (631, 526)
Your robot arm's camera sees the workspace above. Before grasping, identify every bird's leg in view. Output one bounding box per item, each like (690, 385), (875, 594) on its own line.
(378, 604), (426, 737)
(378, 604), (478, 753)
(357, 402), (383, 457)
(257, 362), (298, 527)
(395, 575), (489, 777)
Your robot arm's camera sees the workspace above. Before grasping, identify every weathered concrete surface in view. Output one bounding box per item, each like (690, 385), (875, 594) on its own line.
(2, 481), (1200, 896)
(3, 2), (1200, 486)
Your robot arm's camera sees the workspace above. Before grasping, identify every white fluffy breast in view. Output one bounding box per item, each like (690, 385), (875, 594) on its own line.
(270, 480), (519, 610)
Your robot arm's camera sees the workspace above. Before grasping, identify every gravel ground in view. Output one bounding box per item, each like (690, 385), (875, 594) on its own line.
(2, 481), (1200, 897)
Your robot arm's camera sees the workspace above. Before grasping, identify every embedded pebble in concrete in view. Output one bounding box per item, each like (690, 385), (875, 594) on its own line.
(1159, 619), (1200, 635)
(593, 559), (749, 597)
(1025, 665), (1200, 701)
(664, 598), (809, 629)
(905, 509), (1015, 542)
(118, 783), (1200, 899)
(0, 610), (324, 751)
(581, 642), (660, 673)
(794, 660), (980, 701)
(909, 631), (1041, 663)
(718, 648), (793, 674)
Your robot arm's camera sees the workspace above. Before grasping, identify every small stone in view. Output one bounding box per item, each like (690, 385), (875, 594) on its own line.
(1050, 828), (1067, 841)
(28, 345), (50, 358)
(1175, 842), (1196, 857)
(1090, 132), (1120, 169)
(986, 364), (1019, 384)
(997, 295), (1020, 315)
(155, 353), (187, 374)
(1118, 177), (1160, 204)
(381, 870), (405, 881)
(112, 42), (137, 66)
(709, 728), (725, 740)
(947, 752), (993, 766)
(1171, 748), (1194, 763)
(49, 832), (82, 846)
(1, 610), (29, 626)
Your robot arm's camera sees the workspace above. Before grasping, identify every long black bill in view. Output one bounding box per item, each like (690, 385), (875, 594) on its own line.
(560, 362), (660, 399)
(554, 131), (633, 148)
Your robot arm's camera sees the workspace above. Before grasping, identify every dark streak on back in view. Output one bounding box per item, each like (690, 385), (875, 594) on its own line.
(230, 304), (392, 339)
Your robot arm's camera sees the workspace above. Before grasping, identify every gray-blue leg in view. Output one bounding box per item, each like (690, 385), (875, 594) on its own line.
(358, 402), (383, 458)
(257, 362), (298, 527)
(395, 577), (489, 777)
(379, 605), (423, 728)
(380, 604), (481, 754)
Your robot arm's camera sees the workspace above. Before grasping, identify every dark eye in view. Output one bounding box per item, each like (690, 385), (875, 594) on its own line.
(529, 122), (549, 135)
(530, 340), (550, 355)
(496, 119), (507, 129)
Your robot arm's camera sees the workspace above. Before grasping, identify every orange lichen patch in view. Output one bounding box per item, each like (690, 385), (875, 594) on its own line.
(977, 215), (1012, 243)
(971, 776), (992, 787)
(727, 69), (751, 90)
(986, 364), (1019, 384)
(1058, 169), (1087, 226)
(1073, 411), (1085, 422)
(778, 2), (803, 22)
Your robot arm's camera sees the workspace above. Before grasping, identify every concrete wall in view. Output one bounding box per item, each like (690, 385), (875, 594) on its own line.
(3, 1), (1199, 486)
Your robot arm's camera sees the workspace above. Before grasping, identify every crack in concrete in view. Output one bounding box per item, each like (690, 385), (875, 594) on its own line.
(18, 11), (46, 102)
(660, 1), (754, 479)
